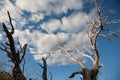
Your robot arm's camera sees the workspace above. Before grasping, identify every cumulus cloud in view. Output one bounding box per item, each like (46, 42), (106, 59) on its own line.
(31, 33), (58, 52)
(0, 0), (27, 29)
(29, 13), (44, 23)
(64, 32), (89, 49)
(41, 19), (61, 33)
(0, 0), (95, 65)
(41, 10), (95, 33)
(48, 0), (83, 14)
(61, 12), (90, 33)
(15, 0), (83, 15)
(15, 0), (49, 13)
(12, 28), (89, 65)
(13, 29), (31, 45)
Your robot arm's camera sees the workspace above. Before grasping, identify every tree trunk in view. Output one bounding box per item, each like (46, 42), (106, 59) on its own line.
(0, 11), (27, 80)
(12, 64), (26, 80)
(0, 71), (13, 80)
(81, 67), (99, 80)
(42, 58), (48, 80)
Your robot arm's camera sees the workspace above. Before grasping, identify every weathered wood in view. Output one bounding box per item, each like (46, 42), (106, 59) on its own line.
(0, 71), (13, 80)
(0, 11), (27, 80)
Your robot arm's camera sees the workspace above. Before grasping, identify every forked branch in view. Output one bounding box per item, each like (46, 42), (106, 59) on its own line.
(58, 46), (86, 69)
(1, 11), (27, 80)
(76, 48), (95, 65)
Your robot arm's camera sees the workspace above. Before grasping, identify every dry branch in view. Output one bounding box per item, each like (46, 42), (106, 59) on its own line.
(75, 48), (95, 65)
(58, 46), (86, 69)
(0, 11), (27, 80)
(57, 0), (120, 80)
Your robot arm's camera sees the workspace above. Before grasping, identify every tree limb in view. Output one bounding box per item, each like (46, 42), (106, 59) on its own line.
(7, 11), (14, 34)
(76, 48), (95, 65)
(58, 46), (86, 69)
(99, 33), (113, 41)
(22, 58), (25, 74)
(68, 70), (83, 78)
(49, 72), (52, 80)
(107, 20), (120, 24)
(20, 43), (27, 63)
(37, 63), (44, 69)
(2, 23), (17, 61)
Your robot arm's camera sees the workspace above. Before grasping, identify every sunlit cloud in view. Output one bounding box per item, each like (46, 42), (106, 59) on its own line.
(0, 0), (95, 65)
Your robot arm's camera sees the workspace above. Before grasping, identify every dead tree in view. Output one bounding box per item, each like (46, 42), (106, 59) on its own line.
(38, 57), (48, 80)
(37, 54), (52, 80)
(0, 11), (27, 80)
(57, 0), (120, 80)
(0, 70), (13, 80)
(42, 58), (48, 80)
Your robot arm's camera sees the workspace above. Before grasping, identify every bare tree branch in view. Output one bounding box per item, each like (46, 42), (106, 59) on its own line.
(107, 20), (120, 24)
(103, 28), (120, 39)
(38, 56), (49, 80)
(20, 43), (27, 63)
(49, 72), (52, 80)
(1, 11), (26, 80)
(7, 11), (14, 34)
(76, 48), (95, 65)
(68, 70), (83, 78)
(22, 58), (25, 74)
(99, 34), (113, 41)
(56, 0), (120, 80)
(58, 46), (86, 69)
(45, 52), (50, 60)
(37, 63), (44, 69)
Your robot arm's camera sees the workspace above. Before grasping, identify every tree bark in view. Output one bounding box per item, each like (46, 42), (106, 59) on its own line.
(12, 64), (26, 80)
(42, 58), (48, 80)
(0, 71), (13, 80)
(0, 11), (27, 80)
(82, 67), (99, 80)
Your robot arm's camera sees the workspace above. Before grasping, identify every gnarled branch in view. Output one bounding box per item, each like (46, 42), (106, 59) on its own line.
(58, 46), (86, 69)
(68, 70), (83, 78)
(76, 48), (95, 65)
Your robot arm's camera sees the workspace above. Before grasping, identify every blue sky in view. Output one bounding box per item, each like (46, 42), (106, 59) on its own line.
(0, 0), (120, 80)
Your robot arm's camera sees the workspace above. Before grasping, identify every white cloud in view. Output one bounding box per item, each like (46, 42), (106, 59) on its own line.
(0, 0), (96, 65)
(15, 0), (83, 15)
(64, 32), (89, 50)
(61, 12), (91, 33)
(57, 32), (69, 43)
(13, 29), (31, 46)
(41, 11), (94, 33)
(32, 50), (86, 65)
(15, 0), (49, 13)
(41, 19), (61, 33)
(0, 0), (27, 29)
(46, 52), (71, 65)
(27, 31), (89, 65)
(29, 13), (44, 23)
(33, 34), (58, 52)
(48, 0), (83, 14)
